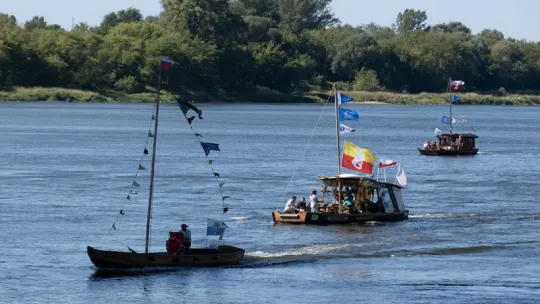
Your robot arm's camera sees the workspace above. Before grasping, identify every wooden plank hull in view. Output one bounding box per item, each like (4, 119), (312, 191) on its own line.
(87, 245), (245, 269)
(418, 148), (478, 156)
(272, 210), (408, 225)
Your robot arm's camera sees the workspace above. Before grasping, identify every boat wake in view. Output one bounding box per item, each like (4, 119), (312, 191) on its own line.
(409, 212), (480, 219)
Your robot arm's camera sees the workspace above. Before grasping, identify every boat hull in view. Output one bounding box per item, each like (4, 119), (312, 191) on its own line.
(418, 148), (478, 156)
(87, 245), (245, 269)
(272, 210), (408, 225)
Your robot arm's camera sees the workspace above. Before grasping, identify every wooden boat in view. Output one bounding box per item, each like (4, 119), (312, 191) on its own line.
(273, 174), (408, 225)
(87, 59), (244, 269)
(273, 86), (409, 225)
(419, 79), (478, 156)
(418, 133), (478, 156)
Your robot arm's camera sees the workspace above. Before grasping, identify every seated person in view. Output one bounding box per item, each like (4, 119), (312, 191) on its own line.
(431, 141), (437, 149)
(340, 199), (354, 214)
(296, 197), (308, 212)
(284, 196), (299, 214)
(422, 141), (429, 149)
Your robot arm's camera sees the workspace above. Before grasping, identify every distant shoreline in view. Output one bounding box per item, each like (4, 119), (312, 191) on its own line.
(1, 87), (539, 105)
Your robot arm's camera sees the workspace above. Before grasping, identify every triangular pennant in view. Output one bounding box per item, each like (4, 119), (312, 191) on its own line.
(208, 160), (214, 165)
(112, 223), (116, 230)
(214, 172), (220, 178)
(129, 190), (138, 194)
(222, 196), (230, 200)
(152, 114), (156, 120)
(144, 148), (149, 155)
(195, 133), (202, 137)
(187, 116), (195, 125)
(120, 209), (124, 215)
(139, 164), (146, 170)
(219, 182), (225, 188)
(133, 180), (140, 188)
(223, 207), (228, 214)
(201, 142), (220, 156)
(127, 194), (131, 201)
(148, 131), (154, 138)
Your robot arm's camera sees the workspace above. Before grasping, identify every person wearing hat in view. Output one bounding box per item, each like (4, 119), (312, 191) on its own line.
(179, 224), (191, 253)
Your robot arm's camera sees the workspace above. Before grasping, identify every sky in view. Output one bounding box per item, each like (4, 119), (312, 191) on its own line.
(2, 0), (540, 41)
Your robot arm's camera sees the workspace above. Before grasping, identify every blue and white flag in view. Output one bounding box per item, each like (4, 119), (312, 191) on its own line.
(207, 219), (227, 236)
(441, 116), (451, 124)
(339, 108), (359, 121)
(450, 95), (460, 103)
(338, 92), (355, 104)
(201, 142), (220, 156)
(339, 123), (355, 135)
(434, 128), (442, 136)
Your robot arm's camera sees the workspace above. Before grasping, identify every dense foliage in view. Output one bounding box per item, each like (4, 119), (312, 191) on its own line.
(2, 2), (540, 95)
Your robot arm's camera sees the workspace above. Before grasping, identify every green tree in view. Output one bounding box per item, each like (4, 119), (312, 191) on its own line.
(277, 0), (338, 33)
(394, 9), (427, 33)
(353, 69), (381, 91)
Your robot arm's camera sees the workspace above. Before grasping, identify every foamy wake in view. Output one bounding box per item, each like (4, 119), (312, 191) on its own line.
(247, 243), (362, 259)
(409, 212), (479, 219)
(231, 216), (249, 221)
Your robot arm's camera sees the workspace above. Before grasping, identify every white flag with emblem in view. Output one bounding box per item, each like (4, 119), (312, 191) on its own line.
(339, 123), (355, 135)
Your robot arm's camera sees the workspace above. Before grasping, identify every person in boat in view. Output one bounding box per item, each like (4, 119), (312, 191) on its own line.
(344, 187), (354, 203)
(430, 141), (437, 150)
(297, 197), (308, 212)
(284, 196), (299, 214)
(422, 141), (429, 149)
(179, 224), (191, 253)
(309, 190), (321, 212)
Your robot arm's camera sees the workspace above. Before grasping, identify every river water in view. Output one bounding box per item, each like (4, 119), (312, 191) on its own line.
(1, 102), (539, 303)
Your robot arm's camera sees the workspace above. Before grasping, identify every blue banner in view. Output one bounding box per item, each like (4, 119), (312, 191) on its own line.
(207, 219), (227, 236)
(450, 95), (460, 103)
(339, 107), (359, 121)
(338, 92), (355, 104)
(441, 116), (451, 124)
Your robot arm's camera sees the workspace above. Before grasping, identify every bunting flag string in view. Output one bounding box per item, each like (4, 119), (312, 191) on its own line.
(169, 92), (230, 214)
(103, 104), (157, 240)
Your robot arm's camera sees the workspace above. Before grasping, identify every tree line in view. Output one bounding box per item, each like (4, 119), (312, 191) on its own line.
(1, 1), (540, 96)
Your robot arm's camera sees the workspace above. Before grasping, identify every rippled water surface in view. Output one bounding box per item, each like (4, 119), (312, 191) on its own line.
(1, 102), (539, 303)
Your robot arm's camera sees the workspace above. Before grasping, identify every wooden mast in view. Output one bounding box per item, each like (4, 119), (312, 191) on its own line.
(145, 65), (162, 254)
(333, 85), (342, 206)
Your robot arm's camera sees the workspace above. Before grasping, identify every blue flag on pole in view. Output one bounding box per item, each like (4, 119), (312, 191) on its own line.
(339, 108), (359, 121)
(338, 92), (355, 104)
(201, 142), (220, 156)
(441, 116), (452, 124)
(207, 219), (227, 236)
(450, 95), (460, 103)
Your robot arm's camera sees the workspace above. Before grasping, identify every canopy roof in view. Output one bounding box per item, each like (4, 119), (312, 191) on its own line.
(437, 133), (478, 139)
(317, 174), (403, 189)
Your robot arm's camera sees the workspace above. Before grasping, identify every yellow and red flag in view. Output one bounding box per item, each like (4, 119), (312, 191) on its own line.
(342, 141), (376, 175)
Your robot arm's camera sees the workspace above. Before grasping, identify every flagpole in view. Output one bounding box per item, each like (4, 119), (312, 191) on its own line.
(333, 85), (342, 207)
(448, 77), (453, 134)
(145, 65), (162, 254)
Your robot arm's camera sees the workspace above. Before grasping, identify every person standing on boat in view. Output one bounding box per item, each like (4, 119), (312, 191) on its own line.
(179, 224), (191, 253)
(310, 190), (320, 213)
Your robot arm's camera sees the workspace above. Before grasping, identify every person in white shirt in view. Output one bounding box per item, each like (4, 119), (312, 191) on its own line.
(310, 190), (320, 212)
(179, 223), (191, 253)
(422, 141), (429, 149)
(284, 196), (298, 213)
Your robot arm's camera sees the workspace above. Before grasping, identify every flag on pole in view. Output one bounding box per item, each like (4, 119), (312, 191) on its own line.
(450, 80), (465, 90)
(338, 108), (359, 121)
(379, 159), (398, 168)
(395, 163), (408, 188)
(160, 58), (175, 68)
(342, 141), (376, 175)
(337, 92), (355, 104)
(206, 219), (227, 236)
(339, 123), (355, 135)
(450, 95), (460, 103)
(201, 142), (220, 156)
(441, 116), (452, 124)
(434, 127), (442, 136)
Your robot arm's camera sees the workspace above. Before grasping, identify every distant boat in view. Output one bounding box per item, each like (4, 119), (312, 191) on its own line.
(87, 59), (244, 269)
(272, 86), (409, 225)
(418, 79), (479, 156)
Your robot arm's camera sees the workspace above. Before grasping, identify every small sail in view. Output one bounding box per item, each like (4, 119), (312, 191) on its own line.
(395, 163), (408, 188)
